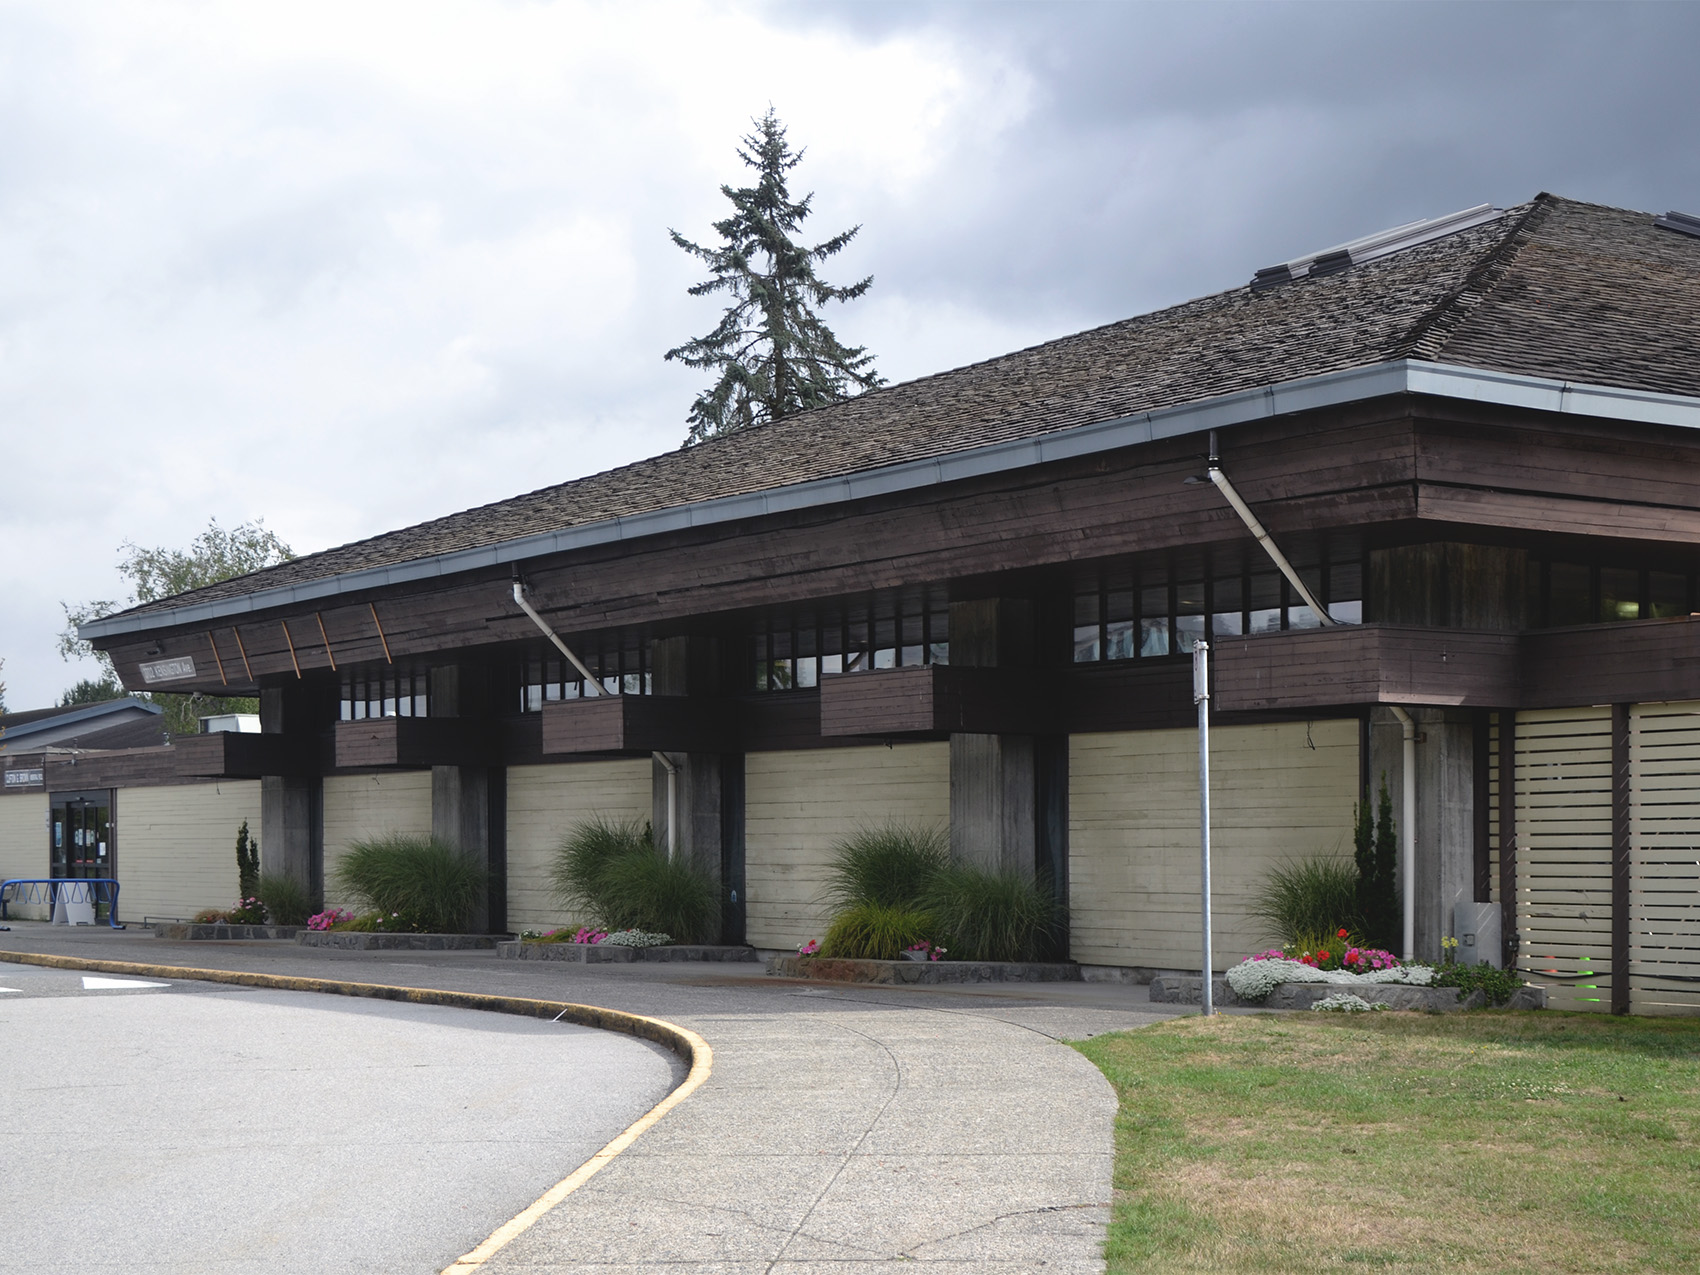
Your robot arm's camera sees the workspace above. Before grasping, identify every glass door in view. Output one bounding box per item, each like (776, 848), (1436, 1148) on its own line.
(50, 791), (113, 880)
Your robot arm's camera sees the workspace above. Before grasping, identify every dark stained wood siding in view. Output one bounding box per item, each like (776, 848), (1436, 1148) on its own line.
(1214, 625), (1520, 712)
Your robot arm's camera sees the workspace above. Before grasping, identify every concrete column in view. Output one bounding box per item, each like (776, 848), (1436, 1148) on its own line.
(950, 733), (1037, 876)
(260, 775), (321, 905)
(652, 753), (723, 876)
(258, 683), (324, 906)
(428, 662), (502, 933)
(1368, 707), (1476, 963)
(947, 598), (1042, 878)
(432, 765), (497, 933)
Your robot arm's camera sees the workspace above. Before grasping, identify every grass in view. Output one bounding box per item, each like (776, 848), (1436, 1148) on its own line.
(333, 833), (488, 933)
(1074, 1011), (1700, 1273)
(255, 871), (312, 926)
(1250, 854), (1362, 945)
(819, 901), (935, 959)
(550, 816), (718, 942)
(818, 823), (948, 912)
(918, 862), (1065, 961)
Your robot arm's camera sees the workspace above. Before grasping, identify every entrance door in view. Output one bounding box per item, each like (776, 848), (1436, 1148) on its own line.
(50, 791), (114, 880)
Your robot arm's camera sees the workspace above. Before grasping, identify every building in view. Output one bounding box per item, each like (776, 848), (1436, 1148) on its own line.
(8, 193), (1700, 1012)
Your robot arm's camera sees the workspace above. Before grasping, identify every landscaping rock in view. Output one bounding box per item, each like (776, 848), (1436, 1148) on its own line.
(496, 942), (759, 963)
(295, 932), (499, 951)
(152, 923), (302, 941)
(768, 954), (1082, 984)
(1148, 975), (1547, 1012)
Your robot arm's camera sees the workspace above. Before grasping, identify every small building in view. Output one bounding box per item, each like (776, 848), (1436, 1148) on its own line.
(13, 193), (1700, 1011)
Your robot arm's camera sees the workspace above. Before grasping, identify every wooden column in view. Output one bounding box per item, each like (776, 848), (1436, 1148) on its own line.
(1612, 703), (1632, 1016)
(258, 682), (326, 906)
(429, 663), (504, 933)
(1472, 710), (1492, 902)
(947, 598), (1041, 878)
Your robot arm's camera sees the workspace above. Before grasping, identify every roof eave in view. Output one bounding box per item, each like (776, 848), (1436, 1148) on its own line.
(79, 359), (1700, 642)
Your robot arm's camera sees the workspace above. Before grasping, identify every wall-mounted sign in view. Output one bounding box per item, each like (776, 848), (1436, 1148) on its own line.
(139, 656), (196, 684)
(4, 768), (44, 787)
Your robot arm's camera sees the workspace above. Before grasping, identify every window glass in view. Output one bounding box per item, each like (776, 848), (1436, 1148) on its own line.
(796, 658), (818, 688)
(1328, 599), (1363, 624)
(821, 653), (843, 676)
(1289, 603), (1323, 630)
(1139, 585), (1169, 657)
(1599, 567), (1640, 622)
(1549, 563), (1592, 626)
(1073, 592), (1100, 663)
(1211, 575), (1243, 638)
(1649, 571), (1688, 619)
(1249, 572), (1282, 634)
(1175, 613), (1204, 652)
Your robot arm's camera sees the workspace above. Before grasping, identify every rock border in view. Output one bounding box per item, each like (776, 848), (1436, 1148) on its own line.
(296, 931), (500, 951)
(768, 954), (1082, 984)
(152, 922), (302, 941)
(1148, 975), (1547, 1012)
(497, 942), (758, 963)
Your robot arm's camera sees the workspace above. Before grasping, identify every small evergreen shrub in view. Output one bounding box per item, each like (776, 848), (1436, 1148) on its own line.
(1251, 856), (1362, 945)
(819, 902), (936, 960)
(235, 820), (259, 899)
(819, 824), (948, 912)
(256, 872), (312, 927)
(550, 817), (717, 942)
(919, 864), (1065, 962)
(1355, 774), (1401, 952)
(333, 834), (488, 933)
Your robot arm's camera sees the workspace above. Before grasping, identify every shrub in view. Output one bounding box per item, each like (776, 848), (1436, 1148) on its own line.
(819, 902), (936, 960)
(1432, 961), (1526, 1007)
(333, 834), (488, 933)
(550, 817), (718, 942)
(257, 872), (312, 926)
(1355, 775), (1401, 952)
(191, 907), (230, 924)
(227, 896), (266, 925)
(918, 864), (1065, 962)
(1251, 856), (1362, 945)
(235, 820), (259, 900)
(819, 824), (948, 912)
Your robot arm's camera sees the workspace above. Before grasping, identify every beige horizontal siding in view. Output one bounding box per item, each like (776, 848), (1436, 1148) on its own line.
(744, 743), (949, 950)
(0, 792), (50, 918)
(322, 772), (433, 909)
(506, 760), (652, 932)
(115, 782), (261, 920)
(1069, 720), (1359, 970)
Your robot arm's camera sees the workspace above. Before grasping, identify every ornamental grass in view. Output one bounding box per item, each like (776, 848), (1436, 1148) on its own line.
(550, 816), (717, 943)
(817, 823), (948, 912)
(333, 833), (488, 933)
(918, 863), (1065, 962)
(819, 901), (935, 960)
(1249, 854), (1362, 945)
(256, 871), (312, 926)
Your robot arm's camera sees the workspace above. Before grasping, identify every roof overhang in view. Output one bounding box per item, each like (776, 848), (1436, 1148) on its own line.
(80, 358), (1700, 642)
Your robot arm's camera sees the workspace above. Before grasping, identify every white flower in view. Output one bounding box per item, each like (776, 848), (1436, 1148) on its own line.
(601, 929), (674, 947)
(1312, 993), (1389, 1013)
(1225, 958), (1436, 1000)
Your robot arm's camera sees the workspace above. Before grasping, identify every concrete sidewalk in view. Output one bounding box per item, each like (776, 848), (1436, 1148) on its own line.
(2, 925), (1185, 1273)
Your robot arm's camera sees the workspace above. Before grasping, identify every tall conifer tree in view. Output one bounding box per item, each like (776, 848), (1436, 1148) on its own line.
(666, 109), (882, 445)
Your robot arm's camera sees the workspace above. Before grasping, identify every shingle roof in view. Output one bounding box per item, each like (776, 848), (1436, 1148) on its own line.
(114, 193), (1700, 620)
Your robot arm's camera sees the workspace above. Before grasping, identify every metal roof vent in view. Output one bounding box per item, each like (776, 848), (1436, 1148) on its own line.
(1654, 210), (1700, 240)
(1249, 202), (1504, 291)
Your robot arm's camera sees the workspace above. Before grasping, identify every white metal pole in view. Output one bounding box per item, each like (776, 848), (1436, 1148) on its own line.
(1194, 640), (1214, 1016)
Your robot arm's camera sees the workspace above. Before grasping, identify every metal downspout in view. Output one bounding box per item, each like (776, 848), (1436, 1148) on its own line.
(509, 579), (678, 860)
(1201, 433), (1418, 962)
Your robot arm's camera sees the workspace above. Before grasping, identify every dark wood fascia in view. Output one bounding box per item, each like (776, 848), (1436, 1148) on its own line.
(819, 666), (1056, 737)
(540, 695), (736, 756)
(1212, 625), (1521, 712)
(44, 746), (198, 792)
(1520, 617), (1700, 709)
(332, 717), (497, 769)
(173, 731), (315, 779)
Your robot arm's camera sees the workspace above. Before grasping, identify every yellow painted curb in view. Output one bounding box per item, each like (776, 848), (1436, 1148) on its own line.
(0, 949), (712, 1272)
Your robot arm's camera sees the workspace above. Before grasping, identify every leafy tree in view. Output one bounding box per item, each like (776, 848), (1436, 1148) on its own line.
(236, 820), (260, 899)
(60, 677), (124, 707)
(665, 108), (882, 445)
(59, 518), (294, 737)
(0, 656), (7, 715)
(1354, 773), (1402, 952)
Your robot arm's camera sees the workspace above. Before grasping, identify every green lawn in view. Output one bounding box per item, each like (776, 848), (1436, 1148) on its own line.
(1074, 1011), (1700, 1273)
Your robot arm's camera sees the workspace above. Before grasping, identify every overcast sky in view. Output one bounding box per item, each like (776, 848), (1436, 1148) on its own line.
(3, 0), (1698, 708)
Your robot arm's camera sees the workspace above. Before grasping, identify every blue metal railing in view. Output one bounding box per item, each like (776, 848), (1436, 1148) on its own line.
(0, 878), (125, 929)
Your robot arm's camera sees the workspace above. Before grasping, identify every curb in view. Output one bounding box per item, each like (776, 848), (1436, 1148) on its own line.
(0, 948), (712, 1272)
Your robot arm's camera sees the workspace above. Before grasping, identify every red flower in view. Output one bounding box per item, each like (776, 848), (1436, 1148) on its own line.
(1338, 928), (1350, 939)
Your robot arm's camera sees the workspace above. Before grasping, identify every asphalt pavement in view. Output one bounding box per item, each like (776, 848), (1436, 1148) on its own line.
(0, 960), (678, 1274)
(1, 924), (1189, 1273)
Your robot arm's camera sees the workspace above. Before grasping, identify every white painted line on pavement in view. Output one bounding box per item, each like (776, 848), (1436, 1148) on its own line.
(81, 976), (170, 990)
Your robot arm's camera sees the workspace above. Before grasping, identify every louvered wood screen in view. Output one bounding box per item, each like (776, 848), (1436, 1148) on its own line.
(1511, 708), (1614, 1012)
(1628, 704), (1700, 1015)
